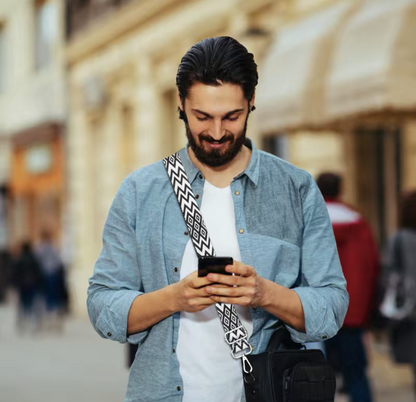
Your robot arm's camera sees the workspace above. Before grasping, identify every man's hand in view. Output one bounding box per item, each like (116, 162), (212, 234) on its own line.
(205, 261), (267, 308)
(171, 271), (220, 313)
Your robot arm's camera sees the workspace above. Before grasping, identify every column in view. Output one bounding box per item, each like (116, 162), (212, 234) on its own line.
(67, 92), (92, 317)
(134, 57), (167, 168)
(402, 120), (416, 191)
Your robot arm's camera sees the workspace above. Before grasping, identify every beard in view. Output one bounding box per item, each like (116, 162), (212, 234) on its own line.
(185, 118), (248, 168)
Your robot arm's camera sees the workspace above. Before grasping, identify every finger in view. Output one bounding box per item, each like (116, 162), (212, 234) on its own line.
(205, 285), (244, 297)
(193, 277), (213, 288)
(188, 271), (214, 288)
(193, 297), (217, 306)
(209, 296), (250, 306)
(190, 285), (233, 300)
(225, 261), (254, 277)
(193, 287), (224, 297)
(207, 273), (243, 286)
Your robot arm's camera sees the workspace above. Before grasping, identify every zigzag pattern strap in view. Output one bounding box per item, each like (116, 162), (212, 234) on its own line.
(164, 153), (214, 257)
(163, 153), (253, 364)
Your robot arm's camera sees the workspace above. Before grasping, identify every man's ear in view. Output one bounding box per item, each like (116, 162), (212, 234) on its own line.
(176, 90), (183, 113)
(249, 93), (256, 112)
(176, 92), (188, 122)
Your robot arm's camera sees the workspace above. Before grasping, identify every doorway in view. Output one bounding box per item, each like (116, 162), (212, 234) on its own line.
(353, 127), (401, 246)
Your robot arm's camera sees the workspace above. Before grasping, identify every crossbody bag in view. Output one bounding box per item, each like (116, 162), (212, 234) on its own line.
(164, 152), (336, 402)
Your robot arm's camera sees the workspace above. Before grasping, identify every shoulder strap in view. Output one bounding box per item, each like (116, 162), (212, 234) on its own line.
(266, 324), (303, 353)
(163, 152), (253, 373)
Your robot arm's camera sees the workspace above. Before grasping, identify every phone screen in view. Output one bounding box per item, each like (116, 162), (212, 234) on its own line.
(198, 256), (233, 277)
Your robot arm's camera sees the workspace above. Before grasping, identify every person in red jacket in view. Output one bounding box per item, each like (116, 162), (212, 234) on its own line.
(316, 173), (380, 402)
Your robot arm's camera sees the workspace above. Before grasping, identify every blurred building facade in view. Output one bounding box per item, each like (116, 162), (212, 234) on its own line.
(257, 0), (416, 247)
(0, 0), (67, 253)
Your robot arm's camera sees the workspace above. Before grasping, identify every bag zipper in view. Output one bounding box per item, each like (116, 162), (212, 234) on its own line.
(284, 376), (289, 393)
(283, 366), (295, 402)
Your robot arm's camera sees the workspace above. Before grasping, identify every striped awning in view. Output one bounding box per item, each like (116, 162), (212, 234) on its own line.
(326, 0), (416, 120)
(255, 1), (354, 133)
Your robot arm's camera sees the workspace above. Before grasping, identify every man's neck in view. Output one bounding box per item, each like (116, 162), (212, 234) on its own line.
(188, 144), (252, 188)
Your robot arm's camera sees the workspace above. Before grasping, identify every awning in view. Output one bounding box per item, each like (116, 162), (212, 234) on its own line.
(326, 0), (416, 120)
(255, 1), (354, 134)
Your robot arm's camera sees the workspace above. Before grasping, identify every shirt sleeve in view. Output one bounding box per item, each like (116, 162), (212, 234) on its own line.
(286, 176), (349, 343)
(87, 178), (148, 345)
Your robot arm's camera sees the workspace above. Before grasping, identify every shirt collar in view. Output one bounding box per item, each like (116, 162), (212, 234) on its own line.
(178, 138), (260, 187)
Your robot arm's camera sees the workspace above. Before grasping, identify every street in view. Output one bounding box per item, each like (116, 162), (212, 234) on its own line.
(0, 302), (128, 402)
(0, 302), (414, 402)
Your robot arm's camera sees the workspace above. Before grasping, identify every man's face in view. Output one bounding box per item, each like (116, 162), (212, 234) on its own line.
(181, 82), (253, 167)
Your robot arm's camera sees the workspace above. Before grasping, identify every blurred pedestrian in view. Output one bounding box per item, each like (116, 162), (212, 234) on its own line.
(12, 241), (44, 332)
(382, 190), (416, 397)
(0, 185), (11, 303)
(317, 173), (380, 402)
(36, 230), (66, 331)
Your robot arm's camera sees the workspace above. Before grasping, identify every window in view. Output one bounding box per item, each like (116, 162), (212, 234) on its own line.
(0, 25), (5, 93)
(35, 0), (58, 70)
(353, 127), (402, 246)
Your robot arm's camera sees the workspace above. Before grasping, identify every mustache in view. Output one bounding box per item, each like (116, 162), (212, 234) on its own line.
(199, 134), (234, 144)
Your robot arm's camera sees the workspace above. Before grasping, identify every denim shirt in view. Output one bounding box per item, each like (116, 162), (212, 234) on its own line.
(87, 139), (348, 402)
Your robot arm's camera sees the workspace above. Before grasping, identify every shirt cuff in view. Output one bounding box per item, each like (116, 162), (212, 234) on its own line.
(287, 287), (335, 343)
(96, 290), (146, 343)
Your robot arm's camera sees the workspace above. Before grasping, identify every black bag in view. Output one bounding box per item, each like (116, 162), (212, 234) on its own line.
(243, 325), (336, 402)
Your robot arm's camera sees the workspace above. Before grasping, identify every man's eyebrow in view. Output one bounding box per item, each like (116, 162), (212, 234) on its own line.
(191, 108), (245, 118)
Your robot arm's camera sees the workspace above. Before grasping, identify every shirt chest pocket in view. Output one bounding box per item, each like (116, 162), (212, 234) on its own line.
(246, 233), (302, 289)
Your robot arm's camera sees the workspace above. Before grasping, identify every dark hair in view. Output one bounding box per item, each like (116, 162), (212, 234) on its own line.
(399, 190), (416, 229)
(316, 173), (342, 199)
(176, 36), (258, 105)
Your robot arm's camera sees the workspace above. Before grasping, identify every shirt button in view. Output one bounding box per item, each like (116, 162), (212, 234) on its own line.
(184, 231), (188, 236)
(322, 335), (327, 340)
(174, 267), (178, 273)
(172, 348), (176, 353)
(107, 332), (112, 337)
(235, 190), (240, 195)
(177, 386), (181, 391)
(195, 195), (200, 199)
(239, 229), (244, 234)
(199, 174), (203, 179)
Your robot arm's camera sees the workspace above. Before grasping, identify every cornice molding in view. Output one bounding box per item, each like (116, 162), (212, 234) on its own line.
(66, 0), (188, 66)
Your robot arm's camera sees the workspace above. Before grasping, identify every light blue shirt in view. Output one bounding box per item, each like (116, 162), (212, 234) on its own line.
(87, 139), (348, 402)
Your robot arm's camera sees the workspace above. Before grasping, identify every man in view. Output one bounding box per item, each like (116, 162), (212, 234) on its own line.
(317, 173), (379, 402)
(87, 37), (348, 402)
(13, 242), (43, 332)
(36, 230), (66, 330)
(0, 185), (10, 303)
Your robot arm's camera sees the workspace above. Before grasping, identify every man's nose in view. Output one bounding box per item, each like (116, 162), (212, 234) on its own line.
(210, 119), (225, 140)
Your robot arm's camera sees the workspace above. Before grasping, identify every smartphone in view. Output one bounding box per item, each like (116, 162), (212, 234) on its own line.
(198, 256), (234, 277)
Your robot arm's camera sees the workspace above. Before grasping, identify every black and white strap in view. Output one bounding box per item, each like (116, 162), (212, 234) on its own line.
(163, 152), (253, 373)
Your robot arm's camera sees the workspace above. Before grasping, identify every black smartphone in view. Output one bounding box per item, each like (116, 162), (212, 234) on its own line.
(198, 256), (234, 277)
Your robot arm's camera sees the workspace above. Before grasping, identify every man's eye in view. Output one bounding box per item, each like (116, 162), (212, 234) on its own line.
(226, 116), (239, 121)
(196, 117), (209, 122)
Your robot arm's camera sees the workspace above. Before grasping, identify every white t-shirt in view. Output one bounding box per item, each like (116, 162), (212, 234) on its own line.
(176, 180), (253, 402)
